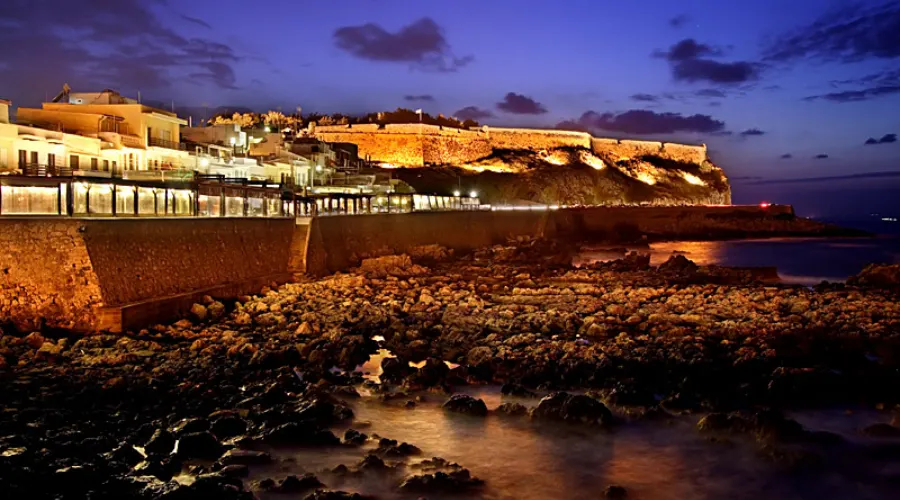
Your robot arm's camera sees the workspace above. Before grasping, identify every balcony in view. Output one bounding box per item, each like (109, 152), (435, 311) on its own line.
(148, 137), (187, 150)
(22, 163), (74, 177)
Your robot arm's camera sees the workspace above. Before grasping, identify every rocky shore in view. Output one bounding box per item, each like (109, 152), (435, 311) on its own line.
(2, 240), (900, 498)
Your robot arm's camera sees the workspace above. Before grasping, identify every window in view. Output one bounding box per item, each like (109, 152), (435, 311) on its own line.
(30, 151), (38, 165)
(48, 153), (56, 167)
(112, 161), (117, 172)
(18, 150), (27, 167)
(90, 158), (98, 171)
(70, 155), (79, 169)
(103, 160), (109, 171)
(128, 154), (134, 170)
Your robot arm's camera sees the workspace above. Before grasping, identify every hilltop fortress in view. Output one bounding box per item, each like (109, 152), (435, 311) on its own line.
(311, 123), (708, 167)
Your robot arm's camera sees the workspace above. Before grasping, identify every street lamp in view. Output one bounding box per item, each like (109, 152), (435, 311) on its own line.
(469, 190), (478, 198)
(453, 190), (461, 197)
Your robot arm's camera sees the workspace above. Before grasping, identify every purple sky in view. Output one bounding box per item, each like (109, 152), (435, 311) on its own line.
(1, 0), (898, 217)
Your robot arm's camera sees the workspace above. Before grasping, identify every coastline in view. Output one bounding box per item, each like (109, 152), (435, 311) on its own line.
(1, 238), (899, 498)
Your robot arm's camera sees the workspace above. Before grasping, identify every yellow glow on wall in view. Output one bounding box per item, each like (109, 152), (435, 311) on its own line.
(635, 172), (658, 185)
(579, 151), (606, 170)
(681, 172), (706, 186)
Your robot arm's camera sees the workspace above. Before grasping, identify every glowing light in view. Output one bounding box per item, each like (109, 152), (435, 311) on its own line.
(680, 172), (706, 186)
(229, 137), (236, 146)
(199, 158), (210, 167)
(578, 151), (606, 170)
(635, 172), (658, 185)
(378, 162), (398, 169)
(760, 202), (770, 208)
(264, 126), (271, 132)
(469, 190), (478, 198)
(453, 190), (461, 197)
(315, 165), (323, 172)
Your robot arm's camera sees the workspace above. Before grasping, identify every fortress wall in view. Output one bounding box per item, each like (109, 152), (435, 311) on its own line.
(423, 134), (493, 164)
(486, 127), (592, 150)
(662, 143), (707, 164)
(315, 131), (425, 166)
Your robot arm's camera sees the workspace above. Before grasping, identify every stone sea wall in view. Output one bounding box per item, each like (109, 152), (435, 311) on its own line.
(314, 124), (708, 166)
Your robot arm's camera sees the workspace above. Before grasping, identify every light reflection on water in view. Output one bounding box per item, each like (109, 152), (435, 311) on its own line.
(575, 237), (900, 286)
(248, 386), (893, 500)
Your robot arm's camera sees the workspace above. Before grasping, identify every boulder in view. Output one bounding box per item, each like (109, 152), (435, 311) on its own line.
(442, 395), (488, 416)
(399, 469), (483, 493)
(190, 303), (208, 321)
(531, 392), (613, 426)
(848, 264), (900, 287)
(176, 431), (224, 460)
(144, 429), (176, 456)
(261, 423), (339, 446)
(218, 449), (273, 465)
(496, 402), (528, 416)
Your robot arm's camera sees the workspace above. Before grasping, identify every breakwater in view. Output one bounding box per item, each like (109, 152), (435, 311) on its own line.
(0, 204), (828, 332)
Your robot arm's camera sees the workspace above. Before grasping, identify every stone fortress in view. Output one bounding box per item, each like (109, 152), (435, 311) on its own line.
(311, 123), (708, 167)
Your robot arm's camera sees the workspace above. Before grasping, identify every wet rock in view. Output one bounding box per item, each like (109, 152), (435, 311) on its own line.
(658, 254), (699, 275)
(208, 301), (226, 320)
(170, 472), (254, 500)
(848, 264), (900, 287)
(342, 429), (368, 446)
(357, 453), (390, 471)
(217, 464), (250, 477)
(531, 392), (613, 426)
(862, 423), (900, 438)
(407, 358), (450, 387)
(144, 429), (176, 456)
(261, 423), (339, 446)
(604, 485), (628, 498)
(24, 332), (46, 349)
(171, 417), (210, 436)
(303, 490), (371, 500)
(496, 402), (528, 416)
(260, 473), (324, 493)
(211, 416), (247, 439)
(176, 431), (225, 460)
(218, 449), (272, 465)
(295, 397), (354, 426)
(376, 438), (421, 457)
(442, 394), (488, 416)
(399, 468), (484, 493)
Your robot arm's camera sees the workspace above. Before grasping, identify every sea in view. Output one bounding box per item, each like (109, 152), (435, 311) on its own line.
(574, 217), (900, 286)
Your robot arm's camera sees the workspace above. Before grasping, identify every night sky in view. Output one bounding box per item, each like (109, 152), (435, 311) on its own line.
(1, 0), (898, 217)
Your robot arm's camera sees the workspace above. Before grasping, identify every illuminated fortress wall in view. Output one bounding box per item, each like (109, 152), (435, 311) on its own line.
(313, 124), (708, 166)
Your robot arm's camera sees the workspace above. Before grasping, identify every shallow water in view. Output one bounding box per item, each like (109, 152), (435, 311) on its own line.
(248, 385), (899, 499)
(574, 236), (900, 285)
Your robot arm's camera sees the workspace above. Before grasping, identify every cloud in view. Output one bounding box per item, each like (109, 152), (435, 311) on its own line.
(814, 154), (829, 159)
(763, 2), (900, 62)
(669, 14), (690, 28)
(333, 17), (472, 72)
(803, 85), (900, 103)
(780, 153), (793, 159)
(404, 94), (435, 102)
(0, 0), (243, 104)
(559, 109), (725, 135)
(739, 128), (765, 137)
(453, 106), (494, 121)
(865, 133), (897, 145)
(181, 15), (211, 29)
(630, 93), (660, 103)
(747, 171), (900, 185)
(695, 88), (726, 98)
(496, 92), (548, 114)
(656, 38), (760, 85)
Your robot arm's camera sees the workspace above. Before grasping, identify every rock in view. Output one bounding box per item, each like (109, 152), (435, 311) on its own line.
(861, 423), (900, 438)
(171, 417), (210, 436)
(496, 402), (528, 416)
(176, 431), (225, 460)
(211, 416), (247, 439)
(343, 429), (368, 446)
(24, 332), (45, 349)
(357, 453), (390, 471)
(531, 392), (613, 426)
(466, 346), (494, 367)
(303, 490), (371, 500)
(217, 464), (250, 477)
(144, 429), (176, 456)
(376, 439), (421, 457)
(218, 449), (273, 465)
(442, 395), (488, 416)
(658, 254), (698, 275)
(399, 469), (483, 493)
(208, 301), (226, 319)
(261, 423), (339, 446)
(190, 303), (208, 321)
(295, 397), (354, 426)
(604, 485), (628, 498)
(260, 473), (324, 493)
(848, 264), (900, 287)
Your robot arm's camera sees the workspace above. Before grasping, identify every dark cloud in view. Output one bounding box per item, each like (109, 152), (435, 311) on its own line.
(559, 109), (725, 135)
(496, 93), (548, 114)
(695, 88), (727, 98)
(404, 94), (435, 102)
(0, 0), (242, 104)
(804, 85), (900, 103)
(708, 101), (722, 107)
(453, 106), (494, 121)
(181, 15), (212, 30)
(780, 153), (793, 159)
(865, 133), (897, 145)
(655, 39), (760, 85)
(814, 154), (829, 159)
(630, 93), (660, 103)
(747, 171), (900, 185)
(764, 2), (900, 62)
(739, 128), (765, 137)
(669, 14), (690, 28)
(333, 18), (472, 72)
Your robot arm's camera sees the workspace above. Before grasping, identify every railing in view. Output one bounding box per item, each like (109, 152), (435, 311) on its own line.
(22, 163), (74, 177)
(120, 134), (144, 149)
(148, 137), (187, 150)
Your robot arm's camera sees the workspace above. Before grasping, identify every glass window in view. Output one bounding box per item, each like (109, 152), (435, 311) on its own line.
(0, 185), (62, 215)
(103, 160), (109, 171)
(70, 155), (79, 169)
(90, 158), (98, 171)
(199, 194), (222, 217)
(138, 187), (156, 215)
(89, 184), (114, 215)
(248, 196), (264, 217)
(114, 185), (135, 215)
(225, 196), (244, 216)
